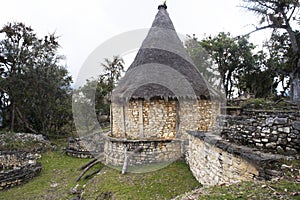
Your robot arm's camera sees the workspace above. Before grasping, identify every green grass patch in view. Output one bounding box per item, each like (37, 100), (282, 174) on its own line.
(0, 139), (200, 200)
(196, 180), (300, 200)
(82, 161), (201, 200)
(0, 146), (96, 200)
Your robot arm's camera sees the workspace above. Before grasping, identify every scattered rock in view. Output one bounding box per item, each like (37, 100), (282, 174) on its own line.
(50, 183), (59, 188)
(70, 184), (81, 194)
(261, 184), (267, 188)
(281, 164), (292, 170)
(293, 192), (300, 196)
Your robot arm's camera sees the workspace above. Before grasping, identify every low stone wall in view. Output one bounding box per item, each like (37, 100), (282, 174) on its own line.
(104, 135), (182, 167)
(0, 151), (41, 190)
(186, 131), (284, 186)
(0, 133), (51, 153)
(66, 137), (93, 158)
(65, 133), (105, 158)
(218, 110), (300, 154)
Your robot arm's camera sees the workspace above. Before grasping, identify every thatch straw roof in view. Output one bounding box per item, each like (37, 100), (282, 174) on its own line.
(112, 5), (212, 103)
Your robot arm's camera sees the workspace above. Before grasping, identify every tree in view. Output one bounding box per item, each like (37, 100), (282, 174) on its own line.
(241, 0), (300, 102)
(73, 56), (124, 133)
(236, 50), (277, 98)
(0, 22), (73, 135)
(98, 56), (124, 122)
(185, 34), (220, 89)
(200, 32), (257, 98)
(263, 31), (300, 97)
(193, 32), (277, 99)
(99, 55), (125, 92)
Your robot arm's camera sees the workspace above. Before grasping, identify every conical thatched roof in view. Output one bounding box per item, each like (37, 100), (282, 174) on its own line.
(112, 5), (211, 103)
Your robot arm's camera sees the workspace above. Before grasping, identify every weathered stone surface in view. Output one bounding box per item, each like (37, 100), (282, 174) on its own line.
(273, 117), (288, 125)
(186, 131), (284, 186)
(266, 142), (277, 148)
(292, 121), (300, 131)
(65, 133), (105, 158)
(220, 110), (300, 153)
(112, 99), (220, 141)
(0, 151), (42, 190)
(103, 134), (182, 167)
(261, 138), (269, 143)
(283, 127), (290, 133)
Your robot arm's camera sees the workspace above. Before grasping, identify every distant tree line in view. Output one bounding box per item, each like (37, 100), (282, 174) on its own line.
(186, 0), (300, 101)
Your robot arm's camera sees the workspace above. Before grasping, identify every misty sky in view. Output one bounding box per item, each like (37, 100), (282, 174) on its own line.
(1, 0), (270, 84)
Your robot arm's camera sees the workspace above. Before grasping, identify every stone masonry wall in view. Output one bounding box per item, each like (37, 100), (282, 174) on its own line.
(112, 100), (177, 139)
(0, 151), (41, 190)
(218, 110), (300, 154)
(112, 99), (219, 141)
(142, 100), (177, 138)
(186, 131), (284, 186)
(179, 100), (219, 142)
(66, 132), (106, 158)
(104, 137), (182, 167)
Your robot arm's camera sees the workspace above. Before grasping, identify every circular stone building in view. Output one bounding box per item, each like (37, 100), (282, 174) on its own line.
(104, 4), (221, 169)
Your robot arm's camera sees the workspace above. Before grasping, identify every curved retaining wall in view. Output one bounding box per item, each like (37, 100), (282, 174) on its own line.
(0, 151), (41, 190)
(66, 138), (94, 158)
(186, 131), (284, 186)
(104, 135), (182, 166)
(65, 133), (105, 158)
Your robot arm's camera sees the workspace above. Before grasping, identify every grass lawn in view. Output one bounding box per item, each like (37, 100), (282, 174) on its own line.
(0, 146), (94, 200)
(1, 138), (299, 200)
(175, 180), (300, 200)
(0, 139), (201, 200)
(81, 161), (201, 200)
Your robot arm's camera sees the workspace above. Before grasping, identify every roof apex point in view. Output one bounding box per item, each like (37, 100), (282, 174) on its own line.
(158, 3), (167, 10)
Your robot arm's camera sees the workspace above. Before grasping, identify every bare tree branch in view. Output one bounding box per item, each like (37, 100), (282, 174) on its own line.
(242, 24), (276, 37)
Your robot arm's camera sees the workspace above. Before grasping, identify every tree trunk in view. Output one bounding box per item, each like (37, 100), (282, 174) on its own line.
(110, 92), (113, 132)
(284, 19), (300, 102)
(121, 146), (143, 175)
(16, 107), (38, 134)
(290, 72), (300, 102)
(10, 102), (15, 132)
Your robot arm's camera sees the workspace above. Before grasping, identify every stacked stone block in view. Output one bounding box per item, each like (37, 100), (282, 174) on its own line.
(0, 151), (41, 190)
(186, 131), (284, 186)
(104, 136), (181, 166)
(219, 110), (300, 154)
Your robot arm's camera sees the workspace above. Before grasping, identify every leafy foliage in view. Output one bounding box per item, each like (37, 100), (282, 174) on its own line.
(0, 22), (73, 136)
(97, 55), (124, 117)
(185, 34), (219, 88)
(72, 56), (124, 134)
(241, 0), (300, 101)
(198, 32), (276, 98)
